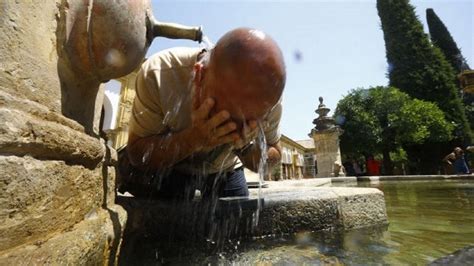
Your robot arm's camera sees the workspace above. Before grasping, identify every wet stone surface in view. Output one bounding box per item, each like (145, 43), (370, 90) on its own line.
(430, 245), (474, 265)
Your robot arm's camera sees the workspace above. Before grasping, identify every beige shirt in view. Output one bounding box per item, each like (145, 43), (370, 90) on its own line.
(129, 47), (282, 175)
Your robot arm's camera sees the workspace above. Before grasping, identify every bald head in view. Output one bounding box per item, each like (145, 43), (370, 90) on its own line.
(202, 28), (286, 123)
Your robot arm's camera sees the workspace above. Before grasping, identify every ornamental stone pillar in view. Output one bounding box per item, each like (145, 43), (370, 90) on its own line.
(310, 97), (344, 178)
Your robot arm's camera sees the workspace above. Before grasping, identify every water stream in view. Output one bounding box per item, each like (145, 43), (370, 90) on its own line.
(253, 124), (267, 228)
(200, 35), (214, 49)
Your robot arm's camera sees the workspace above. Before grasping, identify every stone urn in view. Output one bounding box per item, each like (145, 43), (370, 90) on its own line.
(64, 0), (202, 82)
(59, 0), (202, 133)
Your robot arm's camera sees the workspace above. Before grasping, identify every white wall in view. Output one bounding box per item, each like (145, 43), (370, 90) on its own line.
(102, 80), (122, 131)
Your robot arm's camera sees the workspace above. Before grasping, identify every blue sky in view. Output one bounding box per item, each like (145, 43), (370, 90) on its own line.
(147, 0), (473, 141)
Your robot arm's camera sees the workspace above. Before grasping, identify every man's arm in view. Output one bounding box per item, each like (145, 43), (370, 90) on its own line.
(443, 152), (455, 164)
(128, 129), (196, 170)
(128, 98), (239, 171)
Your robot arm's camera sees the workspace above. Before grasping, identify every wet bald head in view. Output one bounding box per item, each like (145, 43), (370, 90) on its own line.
(202, 28), (286, 123)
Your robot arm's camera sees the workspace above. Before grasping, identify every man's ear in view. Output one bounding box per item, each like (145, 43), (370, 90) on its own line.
(193, 63), (206, 87)
(192, 63), (205, 109)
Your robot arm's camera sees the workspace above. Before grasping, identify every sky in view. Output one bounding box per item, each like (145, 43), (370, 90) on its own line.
(146, 0), (473, 141)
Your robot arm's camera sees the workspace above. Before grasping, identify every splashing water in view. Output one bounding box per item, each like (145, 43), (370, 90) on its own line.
(253, 123), (267, 227)
(201, 35), (215, 50)
(142, 142), (154, 165)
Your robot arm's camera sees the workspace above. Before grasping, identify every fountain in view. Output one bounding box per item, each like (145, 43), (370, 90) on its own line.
(0, 1), (389, 264)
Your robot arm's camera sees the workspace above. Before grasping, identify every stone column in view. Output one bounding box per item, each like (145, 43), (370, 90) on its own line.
(312, 128), (344, 178)
(309, 97), (344, 178)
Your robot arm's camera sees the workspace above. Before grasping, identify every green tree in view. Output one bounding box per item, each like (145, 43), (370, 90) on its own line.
(426, 8), (470, 73)
(376, 0), (471, 145)
(335, 87), (453, 174)
(426, 8), (474, 132)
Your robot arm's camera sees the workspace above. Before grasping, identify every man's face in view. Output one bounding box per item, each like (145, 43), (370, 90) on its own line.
(211, 84), (274, 138)
(201, 67), (274, 137)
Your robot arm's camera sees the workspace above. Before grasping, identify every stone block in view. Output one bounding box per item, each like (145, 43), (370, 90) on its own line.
(0, 156), (105, 251)
(0, 93), (104, 168)
(332, 187), (388, 230)
(0, 206), (127, 265)
(256, 190), (341, 235)
(0, 1), (62, 112)
(255, 187), (387, 234)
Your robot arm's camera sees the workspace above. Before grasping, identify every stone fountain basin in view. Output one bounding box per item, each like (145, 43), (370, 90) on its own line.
(117, 181), (387, 240)
(251, 185), (387, 235)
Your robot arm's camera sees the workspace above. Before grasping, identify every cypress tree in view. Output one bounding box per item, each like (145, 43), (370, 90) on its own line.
(376, 0), (471, 145)
(426, 8), (470, 73)
(426, 8), (473, 131)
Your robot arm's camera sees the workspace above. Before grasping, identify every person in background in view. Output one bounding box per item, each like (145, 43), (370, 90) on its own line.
(443, 147), (470, 175)
(366, 155), (381, 176)
(352, 159), (363, 176)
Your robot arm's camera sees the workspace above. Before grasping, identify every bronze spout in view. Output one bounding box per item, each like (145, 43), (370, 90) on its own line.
(148, 15), (203, 43)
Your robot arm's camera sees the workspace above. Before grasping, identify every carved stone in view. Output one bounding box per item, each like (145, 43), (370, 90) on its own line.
(310, 97), (344, 177)
(0, 1), (125, 263)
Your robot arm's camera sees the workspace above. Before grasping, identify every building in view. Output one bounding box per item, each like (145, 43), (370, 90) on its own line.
(101, 71), (138, 150)
(271, 135), (316, 180)
(297, 139), (317, 178)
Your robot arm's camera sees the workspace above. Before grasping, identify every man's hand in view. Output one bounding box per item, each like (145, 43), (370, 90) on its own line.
(234, 120), (258, 149)
(128, 97), (239, 170)
(190, 98), (240, 152)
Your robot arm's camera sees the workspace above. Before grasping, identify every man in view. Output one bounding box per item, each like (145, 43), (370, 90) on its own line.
(123, 28), (286, 200)
(443, 147), (470, 174)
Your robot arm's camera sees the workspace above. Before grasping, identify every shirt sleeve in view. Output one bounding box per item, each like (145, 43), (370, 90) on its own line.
(128, 68), (167, 137)
(263, 101), (282, 145)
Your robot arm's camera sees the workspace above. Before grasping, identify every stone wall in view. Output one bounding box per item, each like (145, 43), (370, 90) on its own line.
(0, 1), (127, 263)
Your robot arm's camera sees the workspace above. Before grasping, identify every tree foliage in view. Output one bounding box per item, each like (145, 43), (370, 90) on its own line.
(426, 8), (474, 132)
(426, 8), (470, 73)
(335, 86), (453, 173)
(376, 0), (471, 144)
